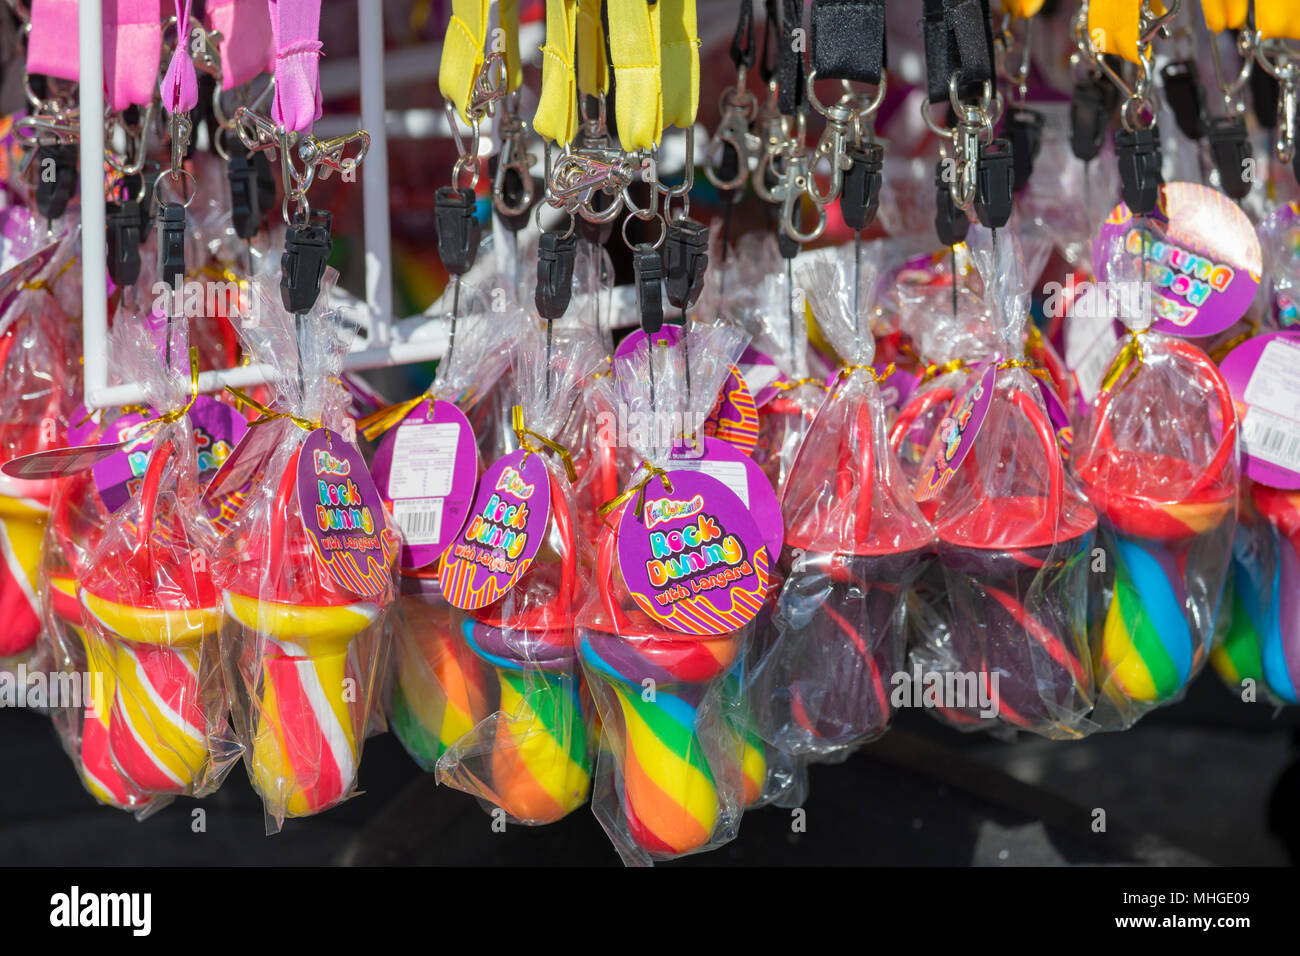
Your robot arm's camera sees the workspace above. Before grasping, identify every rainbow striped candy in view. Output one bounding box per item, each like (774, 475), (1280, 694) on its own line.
(1212, 548), (1271, 697)
(1098, 520), (1233, 708)
(225, 593), (380, 819)
(578, 628), (741, 857)
(1219, 488), (1300, 704)
(443, 620), (591, 824)
(390, 596), (493, 770)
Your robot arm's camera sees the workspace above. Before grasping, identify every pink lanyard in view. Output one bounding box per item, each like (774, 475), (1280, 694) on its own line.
(205, 0), (274, 91)
(105, 0), (163, 110)
(26, 0), (81, 84)
(161, 0), (198, 114)
(268, 0), (323, 134)
(27, 0), (161, 110)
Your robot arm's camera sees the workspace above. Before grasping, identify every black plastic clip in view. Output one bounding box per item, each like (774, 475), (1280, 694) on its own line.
(34, 144), (78, 222)
(1207, 117), (1253, 200)
(1005, 108), (1044, 191)
(1250, 68), (1280, 131)
(106, 199), (142, 289)
(974, 139), (1015, 229)
(535, 231), (578, 321)
(226, 153), (261, 239)
(634, 243), (664, 335)
(1161, 60), (1208, 141)
(840, 143), (884, 231)
(663, 219), (710, 311)
(126, 161), (161, 240)
(434, 186), (481, 277)
(1069, 76), (1115, 162)
(254, 150), (276, 226)
(157, 203), (187, 294)
(280, 209), (333, 315)
(1114, 125), (1163, 215)
(776, 228), (801, 260)
(934, 159), (970, 247)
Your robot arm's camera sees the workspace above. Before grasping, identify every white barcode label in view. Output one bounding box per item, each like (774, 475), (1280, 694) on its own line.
(1065, 297), (1120, 402)
(391, 498), (445, 545)
(1242, 407), (1300, 473)
(1244, 338), (1300, 422)
(1073, 336), (1118, 402)
(389, 422), (460, 499)
(674, 458), (750, 507)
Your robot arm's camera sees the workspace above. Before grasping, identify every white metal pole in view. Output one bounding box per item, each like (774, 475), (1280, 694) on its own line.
(79, 0), (109, 408)
(359, 0), (393, 348)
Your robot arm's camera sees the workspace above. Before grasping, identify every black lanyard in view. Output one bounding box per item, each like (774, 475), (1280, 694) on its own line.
(922, 0), (996, 105)
(811, 0), (886, 85)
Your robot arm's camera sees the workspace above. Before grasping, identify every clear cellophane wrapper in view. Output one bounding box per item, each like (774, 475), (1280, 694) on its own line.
(916, 229), (1098, 739)
(1258, 204), (1300, 328)
(1072, 225), (1240, 730)
(41, 467), (125, 804)
(61, 321), (240, 816)
(695, 225), (780, 334)
(435, 318), (603, 825)
(0, 228), (82, 675)
(748, 254), (827, 493)
(1213, 479), (1300, 706)
(890, 242), (997, 487)
(576, 324), (770, 865)
(423, 278), (515, 465)
(554, 248), (622, 546)
(385, 306), (515, 771)
(214, 266), (393, 831)
(747, 247), (934, 760)
(1075, 333), (1239, 729)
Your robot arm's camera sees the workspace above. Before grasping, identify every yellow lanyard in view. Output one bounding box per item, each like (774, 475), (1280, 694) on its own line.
(660, 0), (699, 132)
(1199, 0), (1248, 32)
(440, 0), (522, 124)
(1087, 0), (1157, 65)
(535, 0), (580, 144)
(608, 0), (663, 150)
(1001, 0), (1045, 17)
(1257, 0), (1300, 40)
(576, 0), (608, 97)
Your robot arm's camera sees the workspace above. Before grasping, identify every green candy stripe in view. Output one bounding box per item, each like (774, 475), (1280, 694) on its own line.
(1115, 576), (1182, 700)
(1220, 590), (1265, 683)
(499, 669), (590, 768)
(613, 683), (716, 786)
(390, 683), (442, 770)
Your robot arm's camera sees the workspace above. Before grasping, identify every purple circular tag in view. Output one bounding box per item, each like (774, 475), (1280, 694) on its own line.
(369, 398), (479, 570)
(90, 396), (247, 514)
(91, 408), (153, 513)
(297, 428), (395, 599)
(1095, 182), (1261, 338)
(914, 358), (998, 502)
(671, 437), (783, 559)
(1220, 330), (1300, 490)
(615, 469), (770, 636)
(66, 403), (99, 447)
(439, 448), (551, 610)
